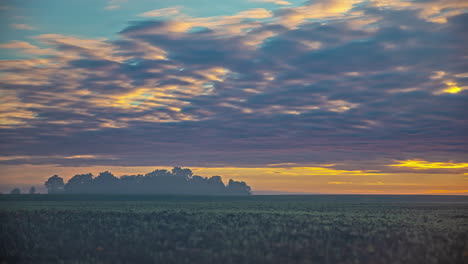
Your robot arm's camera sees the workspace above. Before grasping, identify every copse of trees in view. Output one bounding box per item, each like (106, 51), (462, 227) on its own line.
(44, 167), (251, 195)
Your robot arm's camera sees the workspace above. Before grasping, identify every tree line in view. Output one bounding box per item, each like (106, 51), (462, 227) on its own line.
(9, 187), (36, 195)
(43, 167), (251, 195)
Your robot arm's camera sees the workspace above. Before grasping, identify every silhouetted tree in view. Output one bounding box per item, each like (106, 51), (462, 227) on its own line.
(120, 174), (143, 192)
(28, 186), (36, 194)
(190, 175), (208, 186)
(10, 188), (21, 195)
(146, 169), (171, 178)
(94, 171), (118, 184)
(227, 179), (251, 195)
(172, 167), (193, 180)
(46, 167), (251, 195)
(208, 176), (224, 186)
(65, 173), (93, 193)
(45, 175), (65, 194)
(93, 171), (119, 193)
(142, 170), (171, 193)
(206, 176), (226, 193)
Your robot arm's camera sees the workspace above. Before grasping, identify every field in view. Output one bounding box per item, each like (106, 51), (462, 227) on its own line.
(1, 195), (467, 264)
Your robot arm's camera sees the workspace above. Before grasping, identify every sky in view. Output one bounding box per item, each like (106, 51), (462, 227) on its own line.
(0, 0), (467, 194)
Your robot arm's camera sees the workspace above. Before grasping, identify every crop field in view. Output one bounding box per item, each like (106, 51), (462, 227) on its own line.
(1, 195), (467, 264)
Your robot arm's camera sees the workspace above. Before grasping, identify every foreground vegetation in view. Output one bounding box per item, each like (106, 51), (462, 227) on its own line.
(1, 195), (467, 264)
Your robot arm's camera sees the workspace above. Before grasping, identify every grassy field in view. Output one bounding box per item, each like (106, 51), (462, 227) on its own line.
(1, 195), (467, 263)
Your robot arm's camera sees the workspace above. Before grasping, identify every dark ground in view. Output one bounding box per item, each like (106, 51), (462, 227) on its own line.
(1, 195), (467, 264)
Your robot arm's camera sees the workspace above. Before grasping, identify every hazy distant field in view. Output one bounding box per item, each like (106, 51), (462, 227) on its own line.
(1, 195), (467, 264)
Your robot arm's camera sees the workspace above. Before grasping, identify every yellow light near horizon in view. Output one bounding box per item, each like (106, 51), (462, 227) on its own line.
(425, 190), (468, 194)
(442, 86), (462, 94)
(389, 160), (468, 169)
(441, 81), (463, 94)
(433, 81), (465, 95)
(1, 164), (467, 195)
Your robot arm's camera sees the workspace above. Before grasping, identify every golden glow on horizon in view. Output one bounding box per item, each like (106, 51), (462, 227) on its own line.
(389, 160), (468, 170)
(328, 181), (353, 185)
(425, 190), (468, 194)
(269, 166), (380, 176)
(1, 164), (466, 195)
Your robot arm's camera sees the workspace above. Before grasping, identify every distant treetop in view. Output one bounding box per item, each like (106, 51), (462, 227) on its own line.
(44, 167), (251, 195)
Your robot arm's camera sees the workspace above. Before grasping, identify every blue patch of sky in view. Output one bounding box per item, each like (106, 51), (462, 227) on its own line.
(0, 0), (306, 59)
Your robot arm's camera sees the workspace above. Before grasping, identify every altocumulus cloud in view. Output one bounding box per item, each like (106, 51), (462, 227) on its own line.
(0, 0), (467, 171)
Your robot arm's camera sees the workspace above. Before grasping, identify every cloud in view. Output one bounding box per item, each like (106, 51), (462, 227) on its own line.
(274, 0), (361, 28)
(251, 0), (292, 5)
(0, 154), (117, 162)
(0, 41), (52, 55)
(138, 7), (182, 18)
(129, 8), (272, 35)
(369, 0), (468, 23)
(11, 24), (35, 30)
(105, 0), (127, 10)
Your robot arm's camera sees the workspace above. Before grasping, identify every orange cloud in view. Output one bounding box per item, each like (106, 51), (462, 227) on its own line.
(0, 33), (212, 127)
(0, 90), (39, 127)
(0, 41), (52, 55)
(34, 34), (129, 62)
(277, 0), (361, 28)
